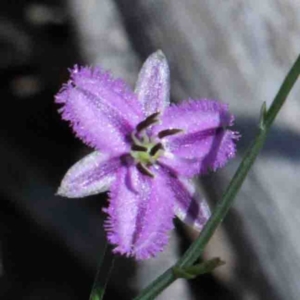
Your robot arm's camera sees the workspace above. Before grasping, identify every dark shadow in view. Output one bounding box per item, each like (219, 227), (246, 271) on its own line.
(236, 116), (300, 161)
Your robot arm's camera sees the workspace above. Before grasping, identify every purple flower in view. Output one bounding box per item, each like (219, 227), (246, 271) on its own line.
(55, 51), (238, 260)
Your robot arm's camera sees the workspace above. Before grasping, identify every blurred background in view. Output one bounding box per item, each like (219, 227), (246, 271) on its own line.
(1, 0), (300, 299)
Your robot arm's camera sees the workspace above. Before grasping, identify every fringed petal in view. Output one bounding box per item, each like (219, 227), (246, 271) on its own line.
(104, 166), (174, 260)
(156, 99), (233, 133)
(57, 151), (120, 198)
(156, 99), (239, 176)
(55, 66), (143, 154)
(135, 50), (170, 116)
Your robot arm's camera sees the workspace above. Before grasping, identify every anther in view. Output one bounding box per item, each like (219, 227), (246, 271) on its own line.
(158, 128), (183, 139)
(136, 112), (160, 132)
(136, 162), (154, 178)
(131, 144), (148, 152)
(149, 143), (164, 156)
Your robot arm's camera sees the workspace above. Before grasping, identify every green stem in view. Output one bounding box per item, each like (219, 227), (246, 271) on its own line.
(134, 54), (300, 300)
(89, 243), (115, 300)
(265, 55), (300, 129)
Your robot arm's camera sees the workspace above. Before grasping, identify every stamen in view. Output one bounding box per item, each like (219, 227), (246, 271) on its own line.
(131, 131), (141, 146)
(136, 112), (160, 132)
(136, 162), (154, 178)
(131, 144), (148, 152)
(149, 143), (164, 156)
(158, 128), (183, 139)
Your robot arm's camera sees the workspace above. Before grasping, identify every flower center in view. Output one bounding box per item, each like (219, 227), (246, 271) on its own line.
(130, 112), (182, 177)
(130, 137), (164, 165)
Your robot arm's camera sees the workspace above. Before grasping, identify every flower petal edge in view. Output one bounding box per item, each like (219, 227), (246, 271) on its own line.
(57, 151), (120, 198)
